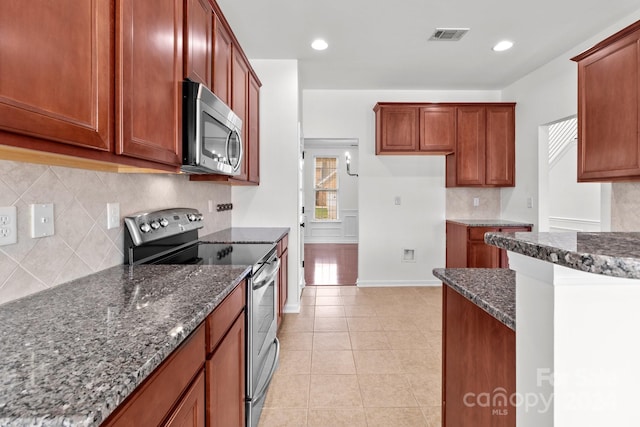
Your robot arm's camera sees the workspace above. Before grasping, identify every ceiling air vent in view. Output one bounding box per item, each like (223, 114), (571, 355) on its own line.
(429, 28), (469, 41)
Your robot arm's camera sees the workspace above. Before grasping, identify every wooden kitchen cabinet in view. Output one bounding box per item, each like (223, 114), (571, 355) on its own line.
(446, 104), (515, 187)
(419, 105), (456, 153)
(184, 0), (213, 87)
(102, 326), (206, 427)
(277, 234), (289, 328)
(443, 285), (515, 426)
(190, 2), (262, 185)
(116, 0), (183, 167)
(212, 14), (233, 105)
(374, 105), (420, 153)
(571, 20), (640, 182)
(446, 221), (531, 268)
(206, 280), (246, 427)
(0, 0), (112, 150)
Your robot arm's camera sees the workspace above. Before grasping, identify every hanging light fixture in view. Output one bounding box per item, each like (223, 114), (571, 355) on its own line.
(345, 152), (358, 177)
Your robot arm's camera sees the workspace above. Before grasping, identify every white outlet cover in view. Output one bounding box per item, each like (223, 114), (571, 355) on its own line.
(0, 206), (17, 246)
(30, 203), (54, 238)
(107, 203), (120, 230)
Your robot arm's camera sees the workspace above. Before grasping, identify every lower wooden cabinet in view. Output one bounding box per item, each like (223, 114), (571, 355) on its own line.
(102, 326), (206, 427)
(443, 285), (515, 426)
(277, 233), (289, 328)
(103, 281), (248, 427)
(206, 311), (245, 427)
(164, 370), (206, 427)
(446, 221), (531, 268)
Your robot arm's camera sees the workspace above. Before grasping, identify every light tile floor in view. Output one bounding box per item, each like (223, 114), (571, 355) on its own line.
(259, 285), (443, 427)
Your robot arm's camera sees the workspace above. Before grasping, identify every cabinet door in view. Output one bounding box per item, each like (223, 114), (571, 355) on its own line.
(375, 106), (419, 153)
(247, 74), (261, 184)
(278, 248), (289, 328)
(184, 0), (212, 87)
(116, 0), (183, 166)
(0, 0), (111, 151)
(455, 106), (486, 186)
(231, 50), (249, 181)
(163, 370), (205, 427)
(577, 32), (640, 181)
(212, 15), (233, 105)
(206, 312), (245, 427)
(419, 106), (456, 153)
(485, 105), (515, 186)
(468, 241), (500, 268)
(497, 226), (531, 268)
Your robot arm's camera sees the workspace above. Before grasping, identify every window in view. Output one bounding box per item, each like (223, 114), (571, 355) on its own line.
(314, 157), (338, 220)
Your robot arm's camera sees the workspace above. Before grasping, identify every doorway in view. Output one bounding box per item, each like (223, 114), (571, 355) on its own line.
(303, 138), (359, 286)
(538, 116), (602, 232)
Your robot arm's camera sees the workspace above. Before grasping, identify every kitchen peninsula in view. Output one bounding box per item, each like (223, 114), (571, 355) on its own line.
(485, 231), (640, 427)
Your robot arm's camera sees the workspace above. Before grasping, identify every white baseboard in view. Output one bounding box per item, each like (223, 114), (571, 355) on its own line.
(283, 301), (300, 314)
(356, 279), (442, 287)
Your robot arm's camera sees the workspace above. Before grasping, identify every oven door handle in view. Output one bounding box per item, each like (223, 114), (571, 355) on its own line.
(252, 337), (280, 403)
(252, 258), (281, 290)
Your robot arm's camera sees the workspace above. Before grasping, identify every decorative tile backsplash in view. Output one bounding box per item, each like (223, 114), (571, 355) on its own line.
(0, 160), (231, 305)
(611, 182), (640, 231)
(446, 187), (501, 219)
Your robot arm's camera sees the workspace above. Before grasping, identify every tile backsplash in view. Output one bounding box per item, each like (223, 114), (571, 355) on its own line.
(446, 187), (501, 219)
(0, 160), (231, 305)
(611, 182), (640, 231)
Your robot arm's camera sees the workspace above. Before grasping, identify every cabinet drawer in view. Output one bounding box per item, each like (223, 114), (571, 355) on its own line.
(206, 281), (246, 354)
(468, 227), (498, 241)
(103, 325), (205, 427)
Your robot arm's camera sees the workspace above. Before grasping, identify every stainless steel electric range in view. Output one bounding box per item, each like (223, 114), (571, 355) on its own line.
(123, 208), (280, 427)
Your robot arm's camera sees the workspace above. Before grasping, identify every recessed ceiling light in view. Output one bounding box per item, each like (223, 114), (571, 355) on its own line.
(311, 39), (328, 51)
(493, 40), (514, 52)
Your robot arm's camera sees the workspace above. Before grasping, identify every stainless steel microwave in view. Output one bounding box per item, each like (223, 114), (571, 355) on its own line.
(182, 80), (243, 175)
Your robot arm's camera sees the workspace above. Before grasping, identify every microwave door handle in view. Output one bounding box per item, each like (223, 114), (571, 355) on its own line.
(227, 129), (243, 172)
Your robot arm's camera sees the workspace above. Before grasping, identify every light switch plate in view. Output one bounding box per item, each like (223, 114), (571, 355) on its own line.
(30, 203), (54, 238)
(0, 206), (17, 246)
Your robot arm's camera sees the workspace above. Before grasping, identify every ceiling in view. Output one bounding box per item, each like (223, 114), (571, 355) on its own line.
(216, 0), (640, 90)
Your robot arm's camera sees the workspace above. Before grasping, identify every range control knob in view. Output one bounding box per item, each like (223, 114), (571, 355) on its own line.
(150, 221), (160, 230)
(139, 223), (151, 233)
(159, 218), (169, 227)
(196, 214), (204, 221)
(187, 213), (196, 221)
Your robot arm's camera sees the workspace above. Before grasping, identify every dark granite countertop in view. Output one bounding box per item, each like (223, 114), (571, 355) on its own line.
(200, 226), (290, 244)
(485, 231), (640, 279)
(432, 268), (515, 330)
(447, 219), (533, 228)
(0, 263), (252, 427)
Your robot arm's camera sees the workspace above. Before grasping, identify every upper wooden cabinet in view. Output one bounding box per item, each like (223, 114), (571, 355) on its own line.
(374, 103), (455, 154)
(374, 105), (419, 153)
(184, 0), (212, 87)
(0, 0), (112, 152)
(248, 74), (261, 184)
(420, 106), (456, 153)
(212, 14), (233, 105)
(446, 104), (515, 187)
(571, 20), (640, 182)
(116, 0), (183, 167)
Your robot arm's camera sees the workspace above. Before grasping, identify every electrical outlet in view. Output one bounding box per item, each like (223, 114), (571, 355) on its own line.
(0, 206), (17, 246)
(208, 200), (214, 213)
(527, 197), (534, 209)
(107, 203), (120, 229)
(473, 197), (480, 207)
(30, 203), (54, 238)
(394, 196), (401, 206)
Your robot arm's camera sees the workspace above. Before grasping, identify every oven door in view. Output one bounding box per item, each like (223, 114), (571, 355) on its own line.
(246, 253), (280, 427)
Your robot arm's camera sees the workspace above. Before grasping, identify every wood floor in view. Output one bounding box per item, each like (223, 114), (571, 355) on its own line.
(304, 244), (358, 286)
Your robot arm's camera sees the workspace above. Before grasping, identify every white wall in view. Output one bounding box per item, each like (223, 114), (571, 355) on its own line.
(303, 90), (500, 286)
(501, 8), (640, 229)
(304, 142), (359, 243)
(548, 141), (601, 231)
(232, 60), (301, 311)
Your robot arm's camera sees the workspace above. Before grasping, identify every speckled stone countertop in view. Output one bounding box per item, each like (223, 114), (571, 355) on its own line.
(200, 227), (290, 244)
(485, 231), (640, 279)
(432, 268), (515, 330)
(447, 219), (533, 228)
(0, 263), (252, 427)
